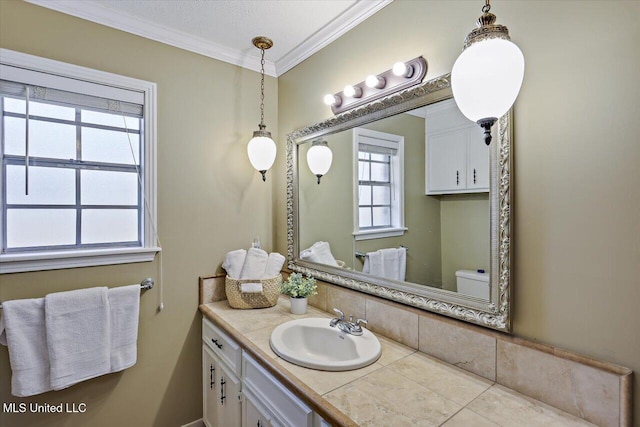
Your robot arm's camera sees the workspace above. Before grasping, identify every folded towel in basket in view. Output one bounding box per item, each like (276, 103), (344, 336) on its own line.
(239, 248), (269, 279)
(0, 297), (52, 397)
(45, 287), (110, 390)
(264, 252), (285, 278)
(240, 282), (263, 293)
(222, 249), (247, 279)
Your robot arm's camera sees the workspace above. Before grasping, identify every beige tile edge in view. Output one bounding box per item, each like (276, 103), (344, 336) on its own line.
(620, 370), (634, 427)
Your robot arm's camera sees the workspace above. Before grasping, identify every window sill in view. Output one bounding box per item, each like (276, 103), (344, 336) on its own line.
(0, 247), (161, 274)
(353, 227), (407, 241)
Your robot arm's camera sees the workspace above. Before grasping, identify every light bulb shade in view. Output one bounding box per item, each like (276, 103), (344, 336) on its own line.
(247, 131), (276, 173)
(451, 38), (524, 122)
(307, 142), (333, 177)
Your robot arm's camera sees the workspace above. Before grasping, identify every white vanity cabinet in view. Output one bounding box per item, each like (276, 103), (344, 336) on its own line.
(202, 317), (329, 427)
(425, 98), (489, 195)
(202, 319), (242, 427)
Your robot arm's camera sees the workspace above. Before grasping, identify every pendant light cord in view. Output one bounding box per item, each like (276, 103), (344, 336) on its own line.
(259, 47), (266, 129)
(482, 0), (491, 13)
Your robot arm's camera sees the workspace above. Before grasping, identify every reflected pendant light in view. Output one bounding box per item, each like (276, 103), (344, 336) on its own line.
(247, 36), (277, 181)
(451, 0), (525, 145)
(306, 140), (333, 184)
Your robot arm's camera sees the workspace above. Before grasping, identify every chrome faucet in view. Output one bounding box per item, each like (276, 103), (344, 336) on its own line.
(330, 308), (368, 336)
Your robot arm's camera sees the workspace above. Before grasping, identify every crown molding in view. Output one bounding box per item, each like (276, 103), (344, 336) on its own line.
(24, 0), (391, 77)
(275, 0), (392, 76)
(24, 0), (276, 76)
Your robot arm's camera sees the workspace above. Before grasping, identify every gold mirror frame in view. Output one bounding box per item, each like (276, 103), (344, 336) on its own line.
(286, 74), (512, 332)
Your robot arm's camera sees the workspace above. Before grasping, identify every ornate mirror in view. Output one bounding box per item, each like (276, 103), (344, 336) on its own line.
(286, 74), (512, 331)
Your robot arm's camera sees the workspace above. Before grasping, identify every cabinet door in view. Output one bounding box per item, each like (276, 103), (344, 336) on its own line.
(244, 388), (272, 427)
(426, 129), (467, 193)
(466, 126), (490, 191)
(219, 360), (242, 427)
(203, 345), (219, 427)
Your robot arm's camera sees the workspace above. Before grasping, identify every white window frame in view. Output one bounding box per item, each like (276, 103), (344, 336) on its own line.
(0, 49), (159, 273)
(352, 127), (406, 241)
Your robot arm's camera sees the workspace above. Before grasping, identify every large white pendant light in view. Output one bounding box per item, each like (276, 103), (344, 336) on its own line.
(306, 140), (333, 184)
(451, 0), (524, 145)
(247, 36), (276, 181)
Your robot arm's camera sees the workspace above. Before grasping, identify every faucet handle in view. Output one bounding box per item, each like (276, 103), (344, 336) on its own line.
(355, 318), (368, 328)
(333, 308), (344, 319)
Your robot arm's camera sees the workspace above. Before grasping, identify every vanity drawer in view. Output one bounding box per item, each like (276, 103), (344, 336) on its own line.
(243, 352), (313, 427)
(202, 318), (241, 376)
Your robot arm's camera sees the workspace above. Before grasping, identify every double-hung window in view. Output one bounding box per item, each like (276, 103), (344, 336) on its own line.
(0, 49), (158, 273)
(353, 127), (405, 240)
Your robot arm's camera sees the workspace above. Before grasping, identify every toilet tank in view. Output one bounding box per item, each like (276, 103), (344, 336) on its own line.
(455, 270), (489, 300)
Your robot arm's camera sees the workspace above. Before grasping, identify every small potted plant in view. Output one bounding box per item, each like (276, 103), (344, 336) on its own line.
(281, 273), (317, 314)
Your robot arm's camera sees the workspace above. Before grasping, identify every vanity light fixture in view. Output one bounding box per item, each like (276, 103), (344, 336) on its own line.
(247, 36), (277, 182)
(324, 56), (427, 115)
(451, 0), (525, 145)
(306, 140), (333, 184)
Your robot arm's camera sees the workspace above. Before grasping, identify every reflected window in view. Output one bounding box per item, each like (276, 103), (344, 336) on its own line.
(353, 128), (405, 240)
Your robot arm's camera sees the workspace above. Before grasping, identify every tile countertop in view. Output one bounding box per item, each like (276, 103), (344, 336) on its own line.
(199, 297), (597, 427)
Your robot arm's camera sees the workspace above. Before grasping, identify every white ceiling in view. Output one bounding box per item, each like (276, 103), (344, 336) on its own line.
(25, 0), (392, 77)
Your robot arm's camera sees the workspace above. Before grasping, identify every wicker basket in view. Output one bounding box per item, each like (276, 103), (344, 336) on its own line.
(225, 274), (282, 309)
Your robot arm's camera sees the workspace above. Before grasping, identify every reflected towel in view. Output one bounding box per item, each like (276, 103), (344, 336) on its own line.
(263, 252), (285, 278)
(380, 248), (400, 281)
(312, 241), (339, 266)
(45, 287), (110, 390)
(108, 285), (140, 373)
(239, 248), (269, 279)
(222, 249), (247, 279)
(0, 298), (52, 397)
(367, 251), (384, 277)
(397, 247), (407, 282)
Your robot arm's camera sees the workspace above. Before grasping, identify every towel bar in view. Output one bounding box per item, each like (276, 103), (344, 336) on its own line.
(355, 246), (409, 259)
(0, 278), (154, 310)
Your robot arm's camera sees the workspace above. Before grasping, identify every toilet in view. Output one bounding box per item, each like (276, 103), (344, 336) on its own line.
(455, 270), (490, 300)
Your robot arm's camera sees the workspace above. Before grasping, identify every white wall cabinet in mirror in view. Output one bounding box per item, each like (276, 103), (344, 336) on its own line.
(425, 98), (490, 195)
(287, 74), (512, 332)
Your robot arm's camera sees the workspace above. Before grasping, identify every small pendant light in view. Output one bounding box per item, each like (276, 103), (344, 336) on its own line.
(247, 36), (277, 181)
(451, 0), (525, 145)
(306, 140), (333, 184)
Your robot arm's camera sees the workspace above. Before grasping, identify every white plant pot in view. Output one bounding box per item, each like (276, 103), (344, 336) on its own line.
(290, 297), (308, 315)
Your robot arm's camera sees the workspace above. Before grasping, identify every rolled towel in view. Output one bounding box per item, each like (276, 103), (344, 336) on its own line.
(239, 248), (269, 279)
(240, 282), (263, 293)
(108, 285), (140, 373)
(45, 287), (110, 390)
(311, 241), (339, 266)
(300, 248), (322, 263)
(263, 252), (285, 278)
(222, 249), (247, 279)
(0, 297), (52, 397)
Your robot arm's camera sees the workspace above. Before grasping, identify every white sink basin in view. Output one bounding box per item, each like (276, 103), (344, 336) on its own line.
(269, 318), (381, 371)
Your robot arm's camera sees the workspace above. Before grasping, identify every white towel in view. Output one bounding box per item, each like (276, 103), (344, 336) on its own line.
(397, 247), (407, 282)
(45, 287), (110, 390)
(222, 249), (247, 279)
(239, 248), (269, 279)
(263, 252), (285, 278)
(300, 248), (322, 263)
(380, 248), (400, 280)
(108, 285), (140, 373)
(362, 255), (370, 274)
(240, 282), (263, 293)
(0, 298), (52, 397)
(312, 241), (339, 266)
(367, 250), (384, 277)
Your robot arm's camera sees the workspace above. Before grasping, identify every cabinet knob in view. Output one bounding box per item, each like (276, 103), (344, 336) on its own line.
(209, 364), (215, 390)
(456, 170), (460, 186)
(473, 168), (477, 184)
(220, 377), (226, 405)
(211, 338), (223, 349)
